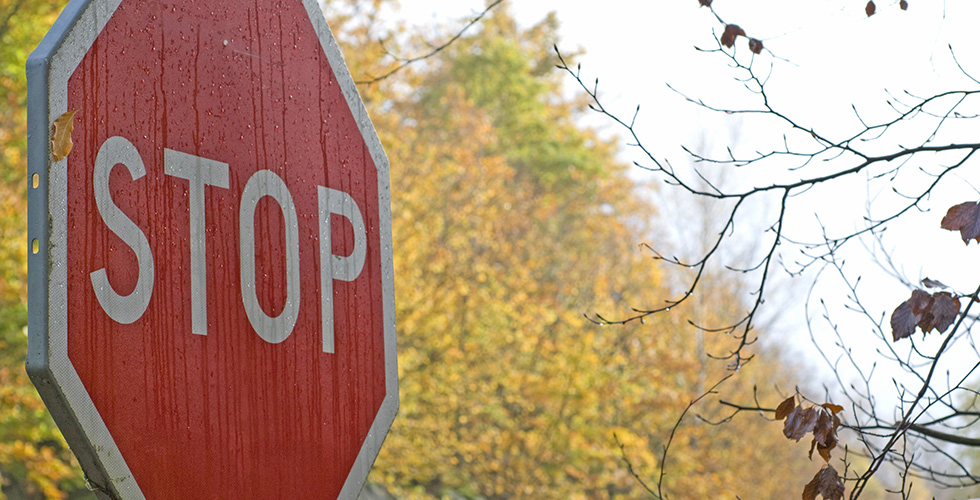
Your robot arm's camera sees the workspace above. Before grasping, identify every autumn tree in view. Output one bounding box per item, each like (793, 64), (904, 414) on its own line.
(555, 1), (980, 499)
(3, 1), (859, 499)
(0, 0), (94, 498)
(350, 5), (816, 499)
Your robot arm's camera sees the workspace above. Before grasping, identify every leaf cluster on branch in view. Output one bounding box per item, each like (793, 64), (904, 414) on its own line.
(890, 289), (961, 342)
(775, 396), (846, 499)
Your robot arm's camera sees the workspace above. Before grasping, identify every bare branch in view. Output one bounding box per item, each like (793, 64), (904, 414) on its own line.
(355, 0), (504, 85)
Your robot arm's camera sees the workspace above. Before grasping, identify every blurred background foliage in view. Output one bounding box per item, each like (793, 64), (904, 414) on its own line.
(1, 0), (92, 498)
(0, 1), (851, 498)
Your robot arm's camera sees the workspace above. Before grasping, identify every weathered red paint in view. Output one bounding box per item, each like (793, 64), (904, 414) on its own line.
(65, 1), (385, 497)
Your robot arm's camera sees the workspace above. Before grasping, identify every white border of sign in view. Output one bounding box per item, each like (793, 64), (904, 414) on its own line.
(26, 1), (398, 498)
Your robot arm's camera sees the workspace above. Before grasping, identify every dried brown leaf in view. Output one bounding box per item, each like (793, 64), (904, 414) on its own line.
(810, 411), (839, 462)
(915, 290), (956, 333)
(865, 0), (876, 16)
(921, 277), (948, 289)
(784, 406), (818, 441)
(940, 201), (980, 244)
(821, 403), (844, 415)
(775, 396), (796, 420)
(908, 289), (932, 315)
(699, 0), (712, 6)
(803, 465), (845, 500)
(891, 290), (961, 341)
(812, 412), (834, 447)
(748, 38), (763, 54)
(720, 24), (745, 48)
(900, 0), (908, 10)
(926, 292), (960, 333)
(808, 437), (837, 462)
(890, 300), (916, 342)
(816, 441), (836, 462)
(51, 110), (78, 161)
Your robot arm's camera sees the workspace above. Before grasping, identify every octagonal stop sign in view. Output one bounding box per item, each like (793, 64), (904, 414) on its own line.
(26, 0), (398, 498)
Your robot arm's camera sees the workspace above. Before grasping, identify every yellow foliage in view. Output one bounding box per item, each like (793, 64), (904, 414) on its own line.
(0, 2), (848, 499)
(0, 0), (93, 498)
(361, 7), (815, 499)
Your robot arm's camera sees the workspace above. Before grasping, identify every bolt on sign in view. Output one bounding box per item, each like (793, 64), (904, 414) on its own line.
(26, 1), (398, 498)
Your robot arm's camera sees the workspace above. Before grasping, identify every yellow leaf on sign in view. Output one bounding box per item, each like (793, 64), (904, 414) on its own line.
(51, 110), (78, 161)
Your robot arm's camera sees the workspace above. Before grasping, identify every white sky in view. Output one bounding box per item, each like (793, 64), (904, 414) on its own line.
(383, 0), (980, 426)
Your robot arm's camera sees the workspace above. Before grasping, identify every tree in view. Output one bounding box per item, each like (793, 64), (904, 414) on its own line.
(555, 1), (980, 498)
(357, 5), (815, 500)
(0, 0), (94, 498)
(1, 1), (876, 499)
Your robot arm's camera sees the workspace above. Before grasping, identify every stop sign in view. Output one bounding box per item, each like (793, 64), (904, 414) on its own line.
(26, 0), (397, 499)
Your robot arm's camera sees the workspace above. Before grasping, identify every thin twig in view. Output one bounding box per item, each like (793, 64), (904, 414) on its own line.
(355, 0), (504, 85)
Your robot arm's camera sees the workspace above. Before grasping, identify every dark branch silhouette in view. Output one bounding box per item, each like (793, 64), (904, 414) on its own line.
(558, 3), (980, 498)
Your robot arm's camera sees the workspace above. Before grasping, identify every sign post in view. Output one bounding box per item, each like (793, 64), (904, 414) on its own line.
(27, 1), (397, 498)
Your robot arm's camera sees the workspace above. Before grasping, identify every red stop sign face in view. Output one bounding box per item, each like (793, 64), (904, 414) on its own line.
(27, 1), (397, 499)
